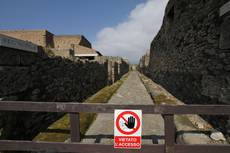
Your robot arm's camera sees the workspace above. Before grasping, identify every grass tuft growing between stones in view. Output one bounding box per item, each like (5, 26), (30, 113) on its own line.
(139, 73), (217, 132)
(175, 115), (197, 130)
(33, 73), (129, 142)
(153, 94), (177, 105)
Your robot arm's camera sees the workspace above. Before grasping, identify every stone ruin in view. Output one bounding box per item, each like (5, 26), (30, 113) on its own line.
(139, 0), (230, 137)
(0, 31), (129, 140)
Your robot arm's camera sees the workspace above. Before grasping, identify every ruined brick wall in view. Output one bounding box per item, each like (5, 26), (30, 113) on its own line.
(0, 30), (54, 48)
(0, 43), (129, 140)
(0, 41), (38, 67)
(53, 35), (80, 49)
(148, 0), (230, 105)
(0, 56), (108, 102)
(79, 36), (92, 48)
(95, 56), (129, 84)
(45, 30), (55, 48)
(0, 54), (109, 140)
(53, 35), (91, 50)
(138, 52), (150, 75)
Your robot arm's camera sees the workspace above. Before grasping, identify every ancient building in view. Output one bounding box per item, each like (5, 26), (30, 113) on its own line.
(0, 30), (54, 48)
(0, 34), (38, 66)
(74, 45), (102, 60)
(0, 33), (129, 140)
(53, 35), (91, 49)
(138, 51), (150, 74)
(147, 0), (230, 106)
(53, 35), (101, 60)
(0, 30), (102, 60)
(95, 56), (129, 84)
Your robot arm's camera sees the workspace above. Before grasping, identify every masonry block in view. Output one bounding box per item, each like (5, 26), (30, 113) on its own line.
(220, 16), (230, 49)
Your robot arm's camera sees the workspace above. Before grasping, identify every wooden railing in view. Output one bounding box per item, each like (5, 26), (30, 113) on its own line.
(0, 101), (230, 153)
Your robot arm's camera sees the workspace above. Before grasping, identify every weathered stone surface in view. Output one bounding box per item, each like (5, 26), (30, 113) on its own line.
(95, 56), (129, 85)
(141, 0), (230, 137)
(0, 34), (38, 53)
(0, 54), (129, 141)
(0, 66), (30, 96)
(139, 73), (227, 144)
(0, 46), (38, 66)
(210, 132), (226, 141)
(138, 51), (150, 75)
(147, 0), (230, 105)
(177, 133), (211, 144)
(220, 1), (230, 17)
(82, 71), (164, 144)
(220, 17), (230, 49)
(0, 30), (54, 48)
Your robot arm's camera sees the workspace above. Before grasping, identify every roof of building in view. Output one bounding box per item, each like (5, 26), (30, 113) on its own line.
(0, 29), (54, 35)
(74, 45), (102, 57)
(54, 35), (91, 48)
(54, 35), (82, 37)
(0, 34), (38, 53)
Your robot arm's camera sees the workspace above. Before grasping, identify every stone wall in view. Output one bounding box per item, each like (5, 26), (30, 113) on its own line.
(0, 36), (38, 66)
(143, 0), (230, 135)
(138, 51), (150, 75)
(95, 56), (130, 84)
(78, 36), (92, 48)
(53, 35), (92, 50)
(139, 73), (227, 144)
(0, 45), (129, 140)
(147, 0), (230, 105)
(0, 30), (54, 48)
(0, 30), (95, 60)
(49, 48), (73, 59)
(0, 54), (110, 140)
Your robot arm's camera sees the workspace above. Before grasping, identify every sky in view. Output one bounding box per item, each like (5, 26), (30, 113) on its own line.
(0, 0), (168, 64)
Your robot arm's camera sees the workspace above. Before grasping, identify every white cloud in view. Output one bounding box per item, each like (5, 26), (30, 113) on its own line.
(93, 0), (169, 64)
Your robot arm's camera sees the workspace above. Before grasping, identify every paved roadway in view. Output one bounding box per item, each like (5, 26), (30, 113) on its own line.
(82, 71), (164, 144)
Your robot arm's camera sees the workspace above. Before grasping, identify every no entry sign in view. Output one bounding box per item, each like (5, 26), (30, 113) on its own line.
(114, 110), (142, 149)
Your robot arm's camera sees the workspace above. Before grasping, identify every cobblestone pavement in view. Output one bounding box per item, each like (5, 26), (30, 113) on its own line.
(82, 71), (164, 144)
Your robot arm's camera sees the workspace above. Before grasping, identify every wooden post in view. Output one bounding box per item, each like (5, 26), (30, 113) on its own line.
(70, 113), (80, 142)
(164, 115), (175, 153)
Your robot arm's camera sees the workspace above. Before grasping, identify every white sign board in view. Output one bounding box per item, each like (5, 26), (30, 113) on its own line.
(114, 110), (142, 149)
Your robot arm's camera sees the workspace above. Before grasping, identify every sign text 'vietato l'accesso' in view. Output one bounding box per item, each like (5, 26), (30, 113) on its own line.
(114, 110), (142, 149)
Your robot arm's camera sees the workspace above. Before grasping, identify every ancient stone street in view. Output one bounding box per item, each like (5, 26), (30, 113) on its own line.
(0, 1), (230, 152)
(82, 71), (164, 144)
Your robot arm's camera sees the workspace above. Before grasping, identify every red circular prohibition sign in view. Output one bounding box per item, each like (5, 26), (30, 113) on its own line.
(116, 111), (140, 135)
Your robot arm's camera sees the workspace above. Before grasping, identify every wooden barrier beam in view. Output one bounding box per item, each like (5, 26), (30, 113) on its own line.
(0, 140), (164, 153)
(0, 101), (230, 115)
